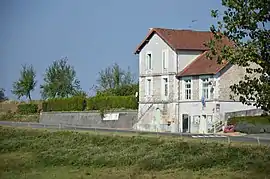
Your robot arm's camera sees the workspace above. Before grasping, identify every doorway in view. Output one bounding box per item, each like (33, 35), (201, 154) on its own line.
(182, 114), (190, 133)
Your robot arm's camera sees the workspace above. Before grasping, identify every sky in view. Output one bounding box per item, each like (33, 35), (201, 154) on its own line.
(0, 0), (224, 100)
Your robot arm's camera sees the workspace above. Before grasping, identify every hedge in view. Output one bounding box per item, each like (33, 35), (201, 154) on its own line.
(42, 96), (138, 112)
(87, 96), (138, 110)
(42, 96), (86, 112)
(228, 116), (270, 125)
(17, 103), (38, 115)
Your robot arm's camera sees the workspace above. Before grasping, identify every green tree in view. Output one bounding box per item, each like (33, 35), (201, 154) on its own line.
(207, 0), (270, 112)
(0, 88), (8, 102)
(12, 64), (37, 101)
(96, 63), (137, 96)
(40, 57), (81, 99)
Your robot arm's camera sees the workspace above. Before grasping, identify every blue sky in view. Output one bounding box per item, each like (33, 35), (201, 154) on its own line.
(0, 0), (224, 100)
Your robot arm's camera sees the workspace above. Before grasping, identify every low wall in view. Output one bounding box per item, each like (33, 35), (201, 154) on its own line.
(39, 110), (138, 129)
(225, 108), (264, 120)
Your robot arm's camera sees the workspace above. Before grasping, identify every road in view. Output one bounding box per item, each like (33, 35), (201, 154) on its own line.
(1, 121), (270, 145)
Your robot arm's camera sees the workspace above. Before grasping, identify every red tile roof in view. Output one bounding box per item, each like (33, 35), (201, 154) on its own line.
(176, 51), (228, 77)
(135, 28), (222, 54)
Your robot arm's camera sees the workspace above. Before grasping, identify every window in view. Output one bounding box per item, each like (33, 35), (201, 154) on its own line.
(145, 78), (152, 96)
(162, 50), (168, 69)
(184, 79), (192, 100)
(201, 78), (210, 99)
(146, 53), (152, 69)
(163, 78), (168, 96)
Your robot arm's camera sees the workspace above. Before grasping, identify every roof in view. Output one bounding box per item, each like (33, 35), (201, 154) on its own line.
(134, 28), (219, 54)
(176, 51), (228, 77)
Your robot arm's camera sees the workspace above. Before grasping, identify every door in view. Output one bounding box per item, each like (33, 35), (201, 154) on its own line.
(182, 114), (190, 133)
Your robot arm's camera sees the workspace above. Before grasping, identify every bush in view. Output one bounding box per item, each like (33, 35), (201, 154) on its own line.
(17, 103), (38, 114)
(229, 116), (270, 125)
(42, 96), (86, 112)
(87, 95), (138, 110)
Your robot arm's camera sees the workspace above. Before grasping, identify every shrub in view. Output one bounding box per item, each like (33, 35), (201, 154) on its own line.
(87, 95), (138, 110)
(229, 116), (270, 125)
(17, 103), (38, 114)
(42, 96), (86, 112)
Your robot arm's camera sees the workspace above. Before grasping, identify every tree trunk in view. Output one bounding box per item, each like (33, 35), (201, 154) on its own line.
(28, 93), (32, 102)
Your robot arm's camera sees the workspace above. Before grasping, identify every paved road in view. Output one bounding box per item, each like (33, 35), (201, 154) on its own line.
(1, 121), (270, 145)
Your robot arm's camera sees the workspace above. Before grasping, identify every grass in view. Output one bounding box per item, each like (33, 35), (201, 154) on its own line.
(0, 126), (270, 179)
(0, 112), (39, 122)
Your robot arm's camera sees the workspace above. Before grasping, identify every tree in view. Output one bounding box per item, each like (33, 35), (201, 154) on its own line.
(12, 64), (37, 101)
(96, 63), (137, 96)
(0, 88), (8, 102)
(40, 57), (81, 99)
(207, 0), (270, 112)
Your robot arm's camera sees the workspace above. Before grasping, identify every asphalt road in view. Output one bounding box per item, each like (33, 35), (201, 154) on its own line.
(1, 121), (270, 145)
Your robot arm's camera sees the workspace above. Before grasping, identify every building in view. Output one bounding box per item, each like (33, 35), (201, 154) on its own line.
(133, 28), (256, 134)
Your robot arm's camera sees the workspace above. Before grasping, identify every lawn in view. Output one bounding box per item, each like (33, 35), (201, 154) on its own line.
(0, 126), (270, 179)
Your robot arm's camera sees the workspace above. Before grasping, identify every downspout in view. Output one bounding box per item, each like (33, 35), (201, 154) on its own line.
(176, 51), (181, 133)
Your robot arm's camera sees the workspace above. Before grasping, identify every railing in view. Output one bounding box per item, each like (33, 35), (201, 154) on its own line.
(208, 119), (225, 133)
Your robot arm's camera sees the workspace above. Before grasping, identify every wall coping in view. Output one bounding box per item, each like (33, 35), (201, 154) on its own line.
(41, 110), (138, 114)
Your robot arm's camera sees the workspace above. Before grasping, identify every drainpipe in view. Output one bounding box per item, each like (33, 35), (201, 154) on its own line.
(176, 52), (181, 133)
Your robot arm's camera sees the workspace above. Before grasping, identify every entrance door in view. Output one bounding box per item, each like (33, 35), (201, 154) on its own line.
(182, 114), (190, 133)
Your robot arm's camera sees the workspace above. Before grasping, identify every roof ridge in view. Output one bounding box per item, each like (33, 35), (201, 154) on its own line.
(153, 27), (211, 33)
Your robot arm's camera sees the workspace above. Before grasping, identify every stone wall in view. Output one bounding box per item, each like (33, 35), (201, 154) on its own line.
(224, 108), (264, 120)
(40, 110), (138, 129)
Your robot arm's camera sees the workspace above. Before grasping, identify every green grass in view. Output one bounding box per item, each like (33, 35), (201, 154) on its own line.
(0, 126), (270, 179)
(0, 113), (39, 122)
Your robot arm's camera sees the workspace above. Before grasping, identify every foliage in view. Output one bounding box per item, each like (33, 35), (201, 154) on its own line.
(0, 88), (8, 102)
(17, 103), (38, 115)
(87, 95), (138, 110)
(97, 63), (136, 92)
(229, 115), (270, 125)
(97, 83), (139, 96)
(74, 90), (88, 98)
(0, 111), (39, 122)
(42, 96), (86, 112)
(12, 64), (37, 101)
(0, 127), (270, 178)
(40, 57), (81, 99)
(207, 0), (270, 112)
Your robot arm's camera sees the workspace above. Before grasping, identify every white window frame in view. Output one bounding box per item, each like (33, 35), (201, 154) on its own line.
(145, 52), (152, 70)
(162, 49), (168, 71)
(182, 77), (192, 100)
(145, 77), (153, 96)
(199, 76), (211, 100)
(161, 76), (169, 99)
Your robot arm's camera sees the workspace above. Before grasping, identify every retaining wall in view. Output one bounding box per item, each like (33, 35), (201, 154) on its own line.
(39, 110), (138, 129)
(225, 108), (264, 120)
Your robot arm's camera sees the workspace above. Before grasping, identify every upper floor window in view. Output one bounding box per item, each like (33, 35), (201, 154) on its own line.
(162, 50), (168, 69)
(145, 78), (152, 96)
(146, 53), (152, 70)
(201, 78), (210, 99)
(163, 77), (168, 97)
(184, 79), (192, 100)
